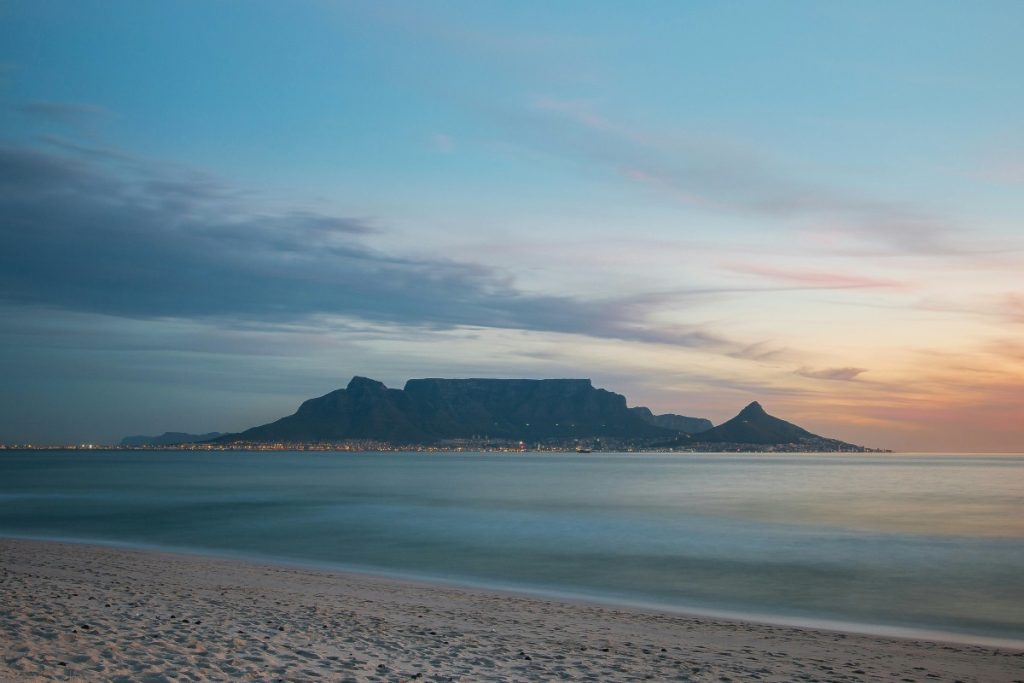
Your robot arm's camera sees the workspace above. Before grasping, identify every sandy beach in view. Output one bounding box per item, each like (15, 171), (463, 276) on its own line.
(1, 538), (1021, 682)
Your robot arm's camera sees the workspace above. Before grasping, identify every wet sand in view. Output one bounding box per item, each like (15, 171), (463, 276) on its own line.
(1, 538), (1021, 682)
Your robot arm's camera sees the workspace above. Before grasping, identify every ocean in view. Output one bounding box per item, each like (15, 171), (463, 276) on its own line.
(1, 451), (1021, 646)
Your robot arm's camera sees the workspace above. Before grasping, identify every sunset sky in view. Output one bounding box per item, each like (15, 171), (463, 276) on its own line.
(1, 1), (1022, 451)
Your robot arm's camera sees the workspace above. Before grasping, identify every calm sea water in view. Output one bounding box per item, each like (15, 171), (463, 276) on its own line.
(1, 451), (1022, 645)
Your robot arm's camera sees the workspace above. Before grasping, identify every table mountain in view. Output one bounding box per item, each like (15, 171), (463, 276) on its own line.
(215, 376), (696, 444)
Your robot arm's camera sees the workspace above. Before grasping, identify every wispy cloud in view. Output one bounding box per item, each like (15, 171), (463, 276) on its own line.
(796, 366), (868, 381)
(914, 292), (1024, 325)
(0, 144), (740, 351)
(506, 97), (986, 256)
(429, 132), (455, 153)
(987, 339), (1024, 363)
(348, 1), (593, 82)
(973, 147), (1024, 186)
(725, 263), (908, 289)
(729, 341), (791, 362)
(16, 100), (111, 127)
(1005, 293), (1024, 323)
(37, 134), (140, 164)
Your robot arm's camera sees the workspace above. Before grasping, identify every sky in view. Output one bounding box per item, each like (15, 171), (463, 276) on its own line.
(0, 1), (1022, 451)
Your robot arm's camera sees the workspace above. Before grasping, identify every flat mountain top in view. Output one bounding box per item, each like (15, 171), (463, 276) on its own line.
(216, 376), (699, 444)
(139, 377), (872, 451)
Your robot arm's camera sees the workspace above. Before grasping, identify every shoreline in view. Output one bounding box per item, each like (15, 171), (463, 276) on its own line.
(2, 538), (1022, 682)
(4, 532), (1022, 653)
(1, 446), (896, 453)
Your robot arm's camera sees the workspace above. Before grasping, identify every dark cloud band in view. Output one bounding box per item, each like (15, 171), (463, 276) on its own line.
(0, 145), (719, 349)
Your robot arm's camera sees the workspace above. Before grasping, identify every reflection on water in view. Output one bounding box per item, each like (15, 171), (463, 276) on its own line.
(1, 451), (1021, 643)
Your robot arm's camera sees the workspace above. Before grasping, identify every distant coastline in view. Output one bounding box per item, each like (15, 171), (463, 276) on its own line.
(0, 442), (890, 453)
(14, 375), (883, 453)
(2, 375), (894, 452)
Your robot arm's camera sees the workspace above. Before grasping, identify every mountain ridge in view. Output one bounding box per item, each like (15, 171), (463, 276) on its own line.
(666, 401), (865, 451)
(628, 406), (712, 434)
(215, 377), (682, 444)
(121, 377), (875, 451)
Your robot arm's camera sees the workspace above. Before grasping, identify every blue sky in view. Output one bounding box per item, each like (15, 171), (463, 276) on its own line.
(1, 1), (1022, 449)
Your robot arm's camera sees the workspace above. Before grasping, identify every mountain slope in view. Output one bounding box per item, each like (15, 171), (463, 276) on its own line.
(628, 407), (712, 434)
(697, 402), (814, 444)
(671, 402), (866, 450)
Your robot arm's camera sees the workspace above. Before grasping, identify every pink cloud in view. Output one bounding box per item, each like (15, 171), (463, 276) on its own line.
(1005, 293), (1024, 323)
(725, 262), (908, 289)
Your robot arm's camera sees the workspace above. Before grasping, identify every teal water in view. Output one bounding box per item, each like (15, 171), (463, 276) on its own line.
(1, 451), (1022, 645)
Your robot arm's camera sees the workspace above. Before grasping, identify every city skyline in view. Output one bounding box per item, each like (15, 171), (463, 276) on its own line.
(1, 1), (1022, 451)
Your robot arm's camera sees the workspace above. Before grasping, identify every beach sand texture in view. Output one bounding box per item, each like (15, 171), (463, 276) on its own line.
(1, 538), (1021, 682)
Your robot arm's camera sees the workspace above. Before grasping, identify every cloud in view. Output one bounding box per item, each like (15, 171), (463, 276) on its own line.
(729, 341), (791, 362)
(796, 366), (868, 381)
(36, 134), (138, 163)
(914, 292), (1024, 325)
(986, 339), (1024, 365)
(429, 132), (455, 153)
(973, 148), (1024, 186)
(506, 98), (980, 255)
(1005, 293), (1024, 323)
(15, 100), (111, 126)
(725, 263), (908, 289)
(0, 144), (731, 350)
(348, 2), (591, 80)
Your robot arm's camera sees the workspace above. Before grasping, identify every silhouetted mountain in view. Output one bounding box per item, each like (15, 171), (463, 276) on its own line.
(206, 380), (873, 450)
(669, 402), (866, 451)
(628, 407), (712, 434)
(698, 402), (812, 444)
(121, 431), (223, 447)
(217, 377), (679, 444)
